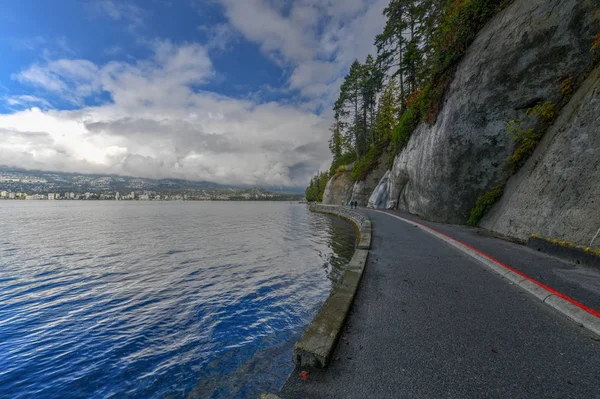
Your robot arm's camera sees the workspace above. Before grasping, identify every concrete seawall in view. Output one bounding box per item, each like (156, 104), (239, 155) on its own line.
(292, 204), (371, 368)
(308, 204), (371, 250)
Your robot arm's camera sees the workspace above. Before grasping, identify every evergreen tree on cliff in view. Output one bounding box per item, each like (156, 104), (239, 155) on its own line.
(310, 0), (497, 198)
(373, 80), (399, 145)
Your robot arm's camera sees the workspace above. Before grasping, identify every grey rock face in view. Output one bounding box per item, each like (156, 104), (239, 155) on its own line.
(385, 0), (600, 223)
(480, 65), (600, 248)
(349, 152), (389, 207)
(367, 170), (391, 209)
(322, 167), (354, 205)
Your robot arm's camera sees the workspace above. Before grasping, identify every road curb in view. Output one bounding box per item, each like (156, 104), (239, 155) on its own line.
(527, 236), (600, 270)
(292, 204), (370, 368)
(374, 210), (600, 338)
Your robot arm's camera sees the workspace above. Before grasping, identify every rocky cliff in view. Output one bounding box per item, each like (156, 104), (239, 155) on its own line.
(322, 0), (599, 247)
(369, 0), (599, 225)
(322, 152), (389, 207)
(322, 165), (354, 205)
(349, 152), (389, 207)
(480, 64), (600, 248)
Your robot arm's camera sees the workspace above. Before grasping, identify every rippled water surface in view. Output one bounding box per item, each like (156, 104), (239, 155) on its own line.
(0, 201), (356, 398)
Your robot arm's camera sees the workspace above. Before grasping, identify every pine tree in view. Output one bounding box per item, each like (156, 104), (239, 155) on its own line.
(373, 80), (399, 144)
(305, 171), (332, 202)
(375, 1), (408, 107)
(318, 172), (330, 202)
(360, 55), (385, 146)
(335, 60), (365, 158)
(328, 121), (343, 161)
(375, 0), (446, 106)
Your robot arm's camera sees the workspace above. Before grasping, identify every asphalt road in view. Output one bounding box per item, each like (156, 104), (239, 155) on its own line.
(387, 210), (600, 313)
(281, 210), (600, 399)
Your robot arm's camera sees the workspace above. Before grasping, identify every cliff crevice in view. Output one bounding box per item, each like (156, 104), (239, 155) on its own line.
(480, 63), (600, 247)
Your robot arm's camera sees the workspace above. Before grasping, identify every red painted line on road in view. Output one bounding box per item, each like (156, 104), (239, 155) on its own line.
(374, 209), (600, 319)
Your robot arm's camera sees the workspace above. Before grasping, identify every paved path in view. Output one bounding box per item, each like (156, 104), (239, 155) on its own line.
(387, 210), (600, 313)
(281, 209), (600, 399)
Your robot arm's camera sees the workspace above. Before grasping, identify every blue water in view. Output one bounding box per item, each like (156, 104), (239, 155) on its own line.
(0, 201), (356, 398)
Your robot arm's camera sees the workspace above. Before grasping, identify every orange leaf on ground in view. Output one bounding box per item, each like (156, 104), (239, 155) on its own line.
(299, 370), (310, 381)
(592, 33), (600, 52)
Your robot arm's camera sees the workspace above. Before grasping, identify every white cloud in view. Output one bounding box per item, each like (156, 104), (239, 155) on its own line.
(198, 23), (239, 52)
(1, 41), (331, 187)
(89, 0), (146, 31)
(14, 64), (69, 93)
(5, 95), (51, 108)
(2, 1), (391, 186)
(218, 0), (388, 111)
(104, 45), (123, 56)
(14, 60), (101, 105)
(220, 0), (318, 64)
(13, 36), (46, 51)
(13, 40), (214, 107)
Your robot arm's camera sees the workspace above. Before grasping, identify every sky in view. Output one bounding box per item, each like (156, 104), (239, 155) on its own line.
(0, 0), (389, 188)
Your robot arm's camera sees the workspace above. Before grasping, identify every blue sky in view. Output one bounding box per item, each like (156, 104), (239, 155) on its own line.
(0, 0), (388, 187)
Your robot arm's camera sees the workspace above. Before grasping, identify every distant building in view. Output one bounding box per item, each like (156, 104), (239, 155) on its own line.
(48, 193), (55, 200)
(0, 190), (7, 198)
(115, 191), (120, 200)
(8, 192), (15, 199)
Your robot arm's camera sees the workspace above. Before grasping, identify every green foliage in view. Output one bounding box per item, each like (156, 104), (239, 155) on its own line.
(328, 123), (344, 160)
(334, 56), (385, 160)
(506, 101), (556, 172)
(434, 0), (504, 67)
(375, 0), (445, 102)
(388, 104), (421, 168)
(425, 0), (507, 119)
(329, 152), (358, 175)
(383, 0), (508, 160)
(327, 0), (509, 186)
(527, 100), (557, 124)
(352, 146), (383, 181)
(506, 126), (542, 172)
(305, 171), (331, 202)
(373, 81), (399, 145)
(467, 100), (557, 224)
(467, 183), (505, 226)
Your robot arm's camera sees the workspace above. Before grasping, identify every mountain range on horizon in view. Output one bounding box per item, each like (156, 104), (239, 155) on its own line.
(0, 166), (305, 194)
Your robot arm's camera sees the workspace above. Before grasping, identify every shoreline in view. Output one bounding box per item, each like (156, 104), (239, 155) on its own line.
(291, 204), (371, 368)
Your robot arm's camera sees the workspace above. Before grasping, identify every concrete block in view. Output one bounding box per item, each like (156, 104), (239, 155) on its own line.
(297, 204), (371, 368)
(517, 279), (553, 302)
(293, 289), (353, 368)
(503, 270), (527, 285)
(347, 249), (368, 272)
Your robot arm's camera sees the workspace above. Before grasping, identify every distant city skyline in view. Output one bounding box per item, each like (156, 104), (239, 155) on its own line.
(0, 189), (298, 202)
(0, 166), (304, 193)
(0, 168), (303, 202)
